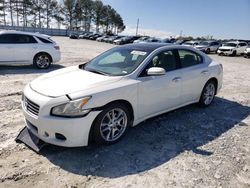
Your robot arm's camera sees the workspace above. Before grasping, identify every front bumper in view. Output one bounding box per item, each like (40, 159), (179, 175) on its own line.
(217, 50), (233, 55)
(22, 85), (101, 147)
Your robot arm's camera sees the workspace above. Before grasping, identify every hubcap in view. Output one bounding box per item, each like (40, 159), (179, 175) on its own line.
(36, 55), (50, 68)
(203, 83), (215, 105)
(100, 108), (127, 142)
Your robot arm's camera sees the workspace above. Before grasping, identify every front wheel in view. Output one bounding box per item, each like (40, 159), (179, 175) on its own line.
(33, 53), (51, 69)
(232, 50), (237, 56)
(199, 81), (216, 107)
(92, 103), (131, 145)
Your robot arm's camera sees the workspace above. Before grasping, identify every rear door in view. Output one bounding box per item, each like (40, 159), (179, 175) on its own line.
(10, 34), (38, 63)
(177, 49), (209, 104)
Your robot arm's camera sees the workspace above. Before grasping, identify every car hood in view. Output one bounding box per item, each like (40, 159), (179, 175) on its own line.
(30, 66), (122, 97)
(219, 46), (235, 50)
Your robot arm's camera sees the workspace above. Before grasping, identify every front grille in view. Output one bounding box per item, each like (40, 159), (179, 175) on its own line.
(219, 49), (230, 52)
(24, 97), (40, 116)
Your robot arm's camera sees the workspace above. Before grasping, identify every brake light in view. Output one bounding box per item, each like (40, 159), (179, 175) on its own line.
(54, 45), (60, 50)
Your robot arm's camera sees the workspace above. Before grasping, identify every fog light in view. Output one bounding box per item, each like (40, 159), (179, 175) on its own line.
(55, 133), (66, 141)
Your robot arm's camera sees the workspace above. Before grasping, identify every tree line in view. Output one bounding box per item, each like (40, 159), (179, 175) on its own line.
(0, 0), (125, 34)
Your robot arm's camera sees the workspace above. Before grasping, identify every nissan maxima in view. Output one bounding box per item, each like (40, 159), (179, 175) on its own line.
(21, 43), (223, 147)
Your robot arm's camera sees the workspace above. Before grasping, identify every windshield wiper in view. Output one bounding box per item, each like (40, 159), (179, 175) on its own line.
(87, 68), (109, 76)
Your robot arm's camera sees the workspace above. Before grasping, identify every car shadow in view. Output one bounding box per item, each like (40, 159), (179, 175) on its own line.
(40, 97), (250, 178)
(0, 64), (65, 75)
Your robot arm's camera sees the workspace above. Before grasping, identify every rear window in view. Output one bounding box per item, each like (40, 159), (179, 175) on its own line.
(37, 37), (53, 44)
(178, 50), (203, 68)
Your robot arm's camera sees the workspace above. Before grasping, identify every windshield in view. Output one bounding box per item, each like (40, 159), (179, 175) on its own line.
(83, 48), (148, 76)
(199, 41), (209, 46)
(223, 43), (237, 47)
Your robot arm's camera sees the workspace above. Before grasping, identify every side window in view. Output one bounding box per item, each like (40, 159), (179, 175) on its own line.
(0, 34), (37, 44)
(37, 37), (53, 44)
(15, 34), (37, 44)
(140, 50), (177, 77)
(239, 43), (246, 47)
(0, 34), (15, 43)
(178, 50), (203, 68)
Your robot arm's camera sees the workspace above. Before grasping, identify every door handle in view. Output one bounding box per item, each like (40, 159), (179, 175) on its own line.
(201, 70), (208, 75)
(172, 77), (182, 82)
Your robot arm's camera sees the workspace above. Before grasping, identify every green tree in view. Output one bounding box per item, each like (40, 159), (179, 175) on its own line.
(0, 0), (7, 25)
(63, 0), (76, 29)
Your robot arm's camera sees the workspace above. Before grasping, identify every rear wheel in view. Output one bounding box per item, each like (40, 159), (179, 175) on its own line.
(206, 48), (210, 54)
(33, 53), (51, 69)
(92, 103), (131, 145)
(199, 81), (216, 107)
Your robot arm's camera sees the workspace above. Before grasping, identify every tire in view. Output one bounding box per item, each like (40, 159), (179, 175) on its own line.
(206, 48), (210, 54)
(92, 103), (131, 145)
(33, 53), (51, 69)
(199, 81), (216, 107)
(232, 50), (237, 57)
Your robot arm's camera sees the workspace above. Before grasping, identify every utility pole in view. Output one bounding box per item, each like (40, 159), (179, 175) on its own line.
(180, 30), (183, 38)
(136, 18), (139, 36)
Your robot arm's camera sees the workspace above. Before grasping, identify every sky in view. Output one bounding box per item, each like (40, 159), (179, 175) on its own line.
(101, 0), (250, 39)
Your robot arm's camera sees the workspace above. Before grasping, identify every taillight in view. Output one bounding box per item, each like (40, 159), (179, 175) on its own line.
(54, 45), (60, 50)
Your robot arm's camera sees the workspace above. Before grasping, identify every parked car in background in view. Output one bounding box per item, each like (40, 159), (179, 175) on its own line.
(175, 39), (189, 45)
(161, 38), (176, 43)
(0, 30), (61, 69)
(137, 37), (162, 44)
(69, 33), (79, 39)
(105, 36), (123, 43)
(217, 41), (248, 56)
(96, 35), (108, 42)
(195, 41), (221, 53)
(244, 45), (250, 58)
(79, 33), (88, 39)
(89, 34), (102, 40)
(133, 36), (150, 43)
(182, 41), (200, 47)
(21, 43), (223, 147)
(113, 36), (140, 45)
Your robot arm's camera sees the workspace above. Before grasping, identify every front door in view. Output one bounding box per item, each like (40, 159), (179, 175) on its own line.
(137, 50), (182, 119)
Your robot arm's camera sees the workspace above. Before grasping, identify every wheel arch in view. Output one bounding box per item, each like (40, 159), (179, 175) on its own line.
(33, 52), (53, 63)
(88, 99), (135, 144)
(206, 77), (218, 94)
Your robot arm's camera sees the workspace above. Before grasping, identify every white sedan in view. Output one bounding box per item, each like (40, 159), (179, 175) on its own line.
(0, 30), (61, 69)
(21, 43), (223, 147)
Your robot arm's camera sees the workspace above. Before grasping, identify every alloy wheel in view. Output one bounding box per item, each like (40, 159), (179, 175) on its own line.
(36, 55), (50, 68)
(203, 83), (215, 105)
(100, 108), (128, 142)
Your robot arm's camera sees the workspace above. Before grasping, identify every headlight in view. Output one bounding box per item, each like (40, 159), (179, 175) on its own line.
(51, 96), (92, 117)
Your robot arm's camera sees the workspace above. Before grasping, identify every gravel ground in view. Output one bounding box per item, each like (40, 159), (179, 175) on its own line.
(0, 37), (249, 188)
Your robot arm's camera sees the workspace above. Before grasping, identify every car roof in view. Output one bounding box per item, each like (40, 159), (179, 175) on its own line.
(0, 30), (51, 38)
(117, 43), (172, 52)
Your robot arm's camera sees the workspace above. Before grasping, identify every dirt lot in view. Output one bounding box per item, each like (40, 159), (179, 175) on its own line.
(0, 37), (249, 188)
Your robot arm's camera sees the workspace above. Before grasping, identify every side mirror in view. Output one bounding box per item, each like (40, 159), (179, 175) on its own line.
(147, 67), (166, 76)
